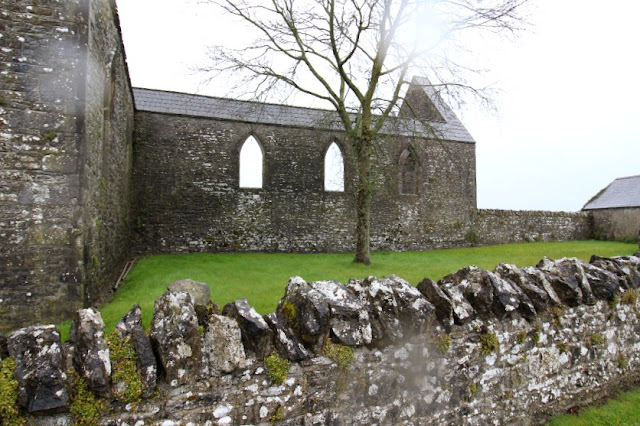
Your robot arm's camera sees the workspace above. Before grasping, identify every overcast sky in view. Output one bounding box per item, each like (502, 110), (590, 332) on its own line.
(116, 0), (640, 212)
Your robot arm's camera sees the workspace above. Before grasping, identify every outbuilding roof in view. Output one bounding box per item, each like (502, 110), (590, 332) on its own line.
(132, 78), (474, 143)
(583, 175), (640, 210)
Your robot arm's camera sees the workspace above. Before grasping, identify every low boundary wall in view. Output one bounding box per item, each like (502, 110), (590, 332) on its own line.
(2, 254), (640, 424)
(473, 209), (592, 245)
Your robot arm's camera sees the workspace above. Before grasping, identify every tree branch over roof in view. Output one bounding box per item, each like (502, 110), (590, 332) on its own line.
(202, 0), (530, 264)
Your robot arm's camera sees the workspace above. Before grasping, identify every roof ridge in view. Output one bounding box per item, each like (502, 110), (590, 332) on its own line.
(133, 87), (337, 115)
(132, 87), (476, 143)
(583, 174), (640, 210)
(614, 174), (640, 181)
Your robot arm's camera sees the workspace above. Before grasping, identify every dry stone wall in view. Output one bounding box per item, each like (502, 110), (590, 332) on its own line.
(3, 253), (640, 425)
(472, 209), (591, 245)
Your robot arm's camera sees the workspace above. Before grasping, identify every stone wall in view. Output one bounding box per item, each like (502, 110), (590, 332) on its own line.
(0, 0), (133, 331)
(80, 0), (134, 303)
(0, 0), (88, 330)
(590, 208), (640, 241)
(3, 254), (640, 425)
(0, 0), (599, 338)
(131, 111), (477, 255)
(472, 209), (592, 245)
(131, 109), (596, 258)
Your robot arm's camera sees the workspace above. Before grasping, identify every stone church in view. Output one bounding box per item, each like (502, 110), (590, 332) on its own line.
(0, 0), (589, 331)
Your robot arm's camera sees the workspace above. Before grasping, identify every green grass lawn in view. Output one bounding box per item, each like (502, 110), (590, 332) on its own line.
(549, 387), (640, 425)
(56, 239), (638, 423)
(88, 240), (636, 335)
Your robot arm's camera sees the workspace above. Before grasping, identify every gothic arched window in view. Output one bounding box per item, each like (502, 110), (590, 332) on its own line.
(239, 135), (264, 188)
(399, 147), (418, 194)
(324, 142), (344, 192)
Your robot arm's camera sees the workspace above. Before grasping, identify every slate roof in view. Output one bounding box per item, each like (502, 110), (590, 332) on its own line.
(583, 175), (640, 210)
(132, 80), (475, 143)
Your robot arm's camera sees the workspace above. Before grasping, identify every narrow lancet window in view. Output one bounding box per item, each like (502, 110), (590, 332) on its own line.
(324, 142), (344, 192)
(399, 148), (417, 194)
(239, 135), (263, 188)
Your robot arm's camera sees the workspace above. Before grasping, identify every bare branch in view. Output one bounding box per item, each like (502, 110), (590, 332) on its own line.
(201, 0), (529, 265)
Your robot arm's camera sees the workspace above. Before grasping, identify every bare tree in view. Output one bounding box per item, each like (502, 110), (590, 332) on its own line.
(204, 0), (528, 265)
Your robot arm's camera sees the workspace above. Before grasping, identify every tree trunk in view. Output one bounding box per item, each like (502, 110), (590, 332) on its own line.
(353, 134), (372, 265)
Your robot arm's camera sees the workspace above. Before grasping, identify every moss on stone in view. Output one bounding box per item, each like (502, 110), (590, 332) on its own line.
(270, 404), (284, 423)
(557, 341), (568, 354)
(530, 329), (540, 344)
(590, 333), (604, 347)
(618, 353), (628, 370)
(106, 332), (145, 405)
(42, 130), (56, 141)
(0, 358), (25, 426)
(480, 331), (499, 356)
(516, 331), (527, 345)
(69, 372), (104, 426)
(323, 339), (354, 371)
(280, 299), (297, 329)
(551, 306), (564, 326)
(469, 382), (479, 395)
(435, 334), (451, 355)
(621, 289), (638, 306)
(264, 353), (290, 385)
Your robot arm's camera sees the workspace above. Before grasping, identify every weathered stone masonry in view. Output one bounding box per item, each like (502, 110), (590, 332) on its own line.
(0, 0), (593, 333)
(130, 95), (590, 255)
(4, 254), (640, 424)
(474, 209), (591, 245)
(131, 90), (477, 255)
(0, 0), (133, 331)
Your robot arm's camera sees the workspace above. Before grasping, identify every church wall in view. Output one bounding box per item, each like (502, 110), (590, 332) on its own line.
(0, 0), (133, 332)
(131, 111), (477, 255)
(80, 0), (134, 304)
(0, 0), (89, 331)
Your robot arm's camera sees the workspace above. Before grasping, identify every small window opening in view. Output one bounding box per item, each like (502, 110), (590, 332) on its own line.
(239, 135), (263, 188)
(399, 148), (417, 194)
(324, 142), (344, 192)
